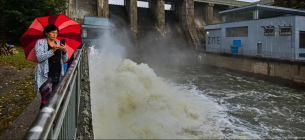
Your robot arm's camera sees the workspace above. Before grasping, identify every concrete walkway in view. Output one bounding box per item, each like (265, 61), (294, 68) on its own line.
(0, 95), (40, 139)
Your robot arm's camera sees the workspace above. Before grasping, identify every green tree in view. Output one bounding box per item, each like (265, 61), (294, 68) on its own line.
(0, 0), (6, 43)
(274, 0), (305, 9)
(2, 0), (67, 43)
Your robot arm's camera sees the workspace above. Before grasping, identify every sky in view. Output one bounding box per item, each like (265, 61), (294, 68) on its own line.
(109, 0), (261, 10)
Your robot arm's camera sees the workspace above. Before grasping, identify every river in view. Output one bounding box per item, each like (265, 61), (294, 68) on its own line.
(89, 46), (305, 139)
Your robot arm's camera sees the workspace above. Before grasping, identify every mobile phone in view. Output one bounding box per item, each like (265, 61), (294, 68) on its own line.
(60, 39), (66, 45)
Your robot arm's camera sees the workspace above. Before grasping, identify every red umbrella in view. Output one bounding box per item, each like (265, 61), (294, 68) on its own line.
(20, 14), (82, 62)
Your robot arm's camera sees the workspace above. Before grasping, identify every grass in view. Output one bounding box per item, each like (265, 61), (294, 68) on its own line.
(0, 46), (36, 69)
(0, 45), (36, 134)
(0, 75), (36, 134)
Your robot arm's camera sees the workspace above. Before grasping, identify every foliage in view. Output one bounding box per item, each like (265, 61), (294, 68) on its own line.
(273, 0), (305, 9)
(2, 0), (67, 43)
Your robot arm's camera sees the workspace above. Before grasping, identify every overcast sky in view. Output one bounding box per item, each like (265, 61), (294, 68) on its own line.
(109, 0), (261, 10)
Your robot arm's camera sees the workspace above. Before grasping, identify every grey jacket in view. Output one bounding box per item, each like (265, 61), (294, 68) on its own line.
(34, 39), (68, 94)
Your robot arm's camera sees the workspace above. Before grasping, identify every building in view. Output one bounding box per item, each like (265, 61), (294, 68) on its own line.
(205, 4), (305, 60)
(81, 16), (111, 46)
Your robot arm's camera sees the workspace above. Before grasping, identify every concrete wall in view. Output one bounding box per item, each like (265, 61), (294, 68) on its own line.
(172, 0), (200, 47)
(194, 2), (206, 27)
(205, 16), (301, 58)
(150, 0), (165, 30)
(194, 2), (230, 50)
(185, 0), (199, 47)
(138, 7), (151, 17)
(295, 16), (305, 56)
(198, 52), (305, 85)
(213, 5), (226, 24)
(67, 0), (97, 24)
(97, 0), (109, 17)
(172, 1), (186, 30)
(65, 0), (232, 48)
(194, 2), (227, 26)
(206, 29), (221, 48)
(64, 0), (243, 51)
(125, 0), (138, 33)
(203, 3), (214, 25)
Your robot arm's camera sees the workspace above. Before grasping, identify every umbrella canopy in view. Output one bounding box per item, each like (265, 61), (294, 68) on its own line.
(20, 14), (82, 62)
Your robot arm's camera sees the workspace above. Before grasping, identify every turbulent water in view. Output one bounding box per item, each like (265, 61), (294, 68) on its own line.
(89, 46), (305, 139)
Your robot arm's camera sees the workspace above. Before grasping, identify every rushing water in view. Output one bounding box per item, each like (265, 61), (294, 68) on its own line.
(89, 46), (305, 139)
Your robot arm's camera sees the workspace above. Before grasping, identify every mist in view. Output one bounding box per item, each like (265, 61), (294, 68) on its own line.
(87, 19), (226, 139)
(87, 11), (262, 139)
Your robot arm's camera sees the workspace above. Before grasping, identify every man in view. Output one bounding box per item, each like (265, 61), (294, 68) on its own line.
(5, 43), (14, 49)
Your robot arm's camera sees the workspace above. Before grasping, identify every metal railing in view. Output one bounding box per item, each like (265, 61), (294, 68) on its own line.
(23, 43), (89, 139)
(206, 47), (297, 60)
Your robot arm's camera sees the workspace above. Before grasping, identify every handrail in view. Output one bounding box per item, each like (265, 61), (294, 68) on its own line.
(23, 43), (88, 139)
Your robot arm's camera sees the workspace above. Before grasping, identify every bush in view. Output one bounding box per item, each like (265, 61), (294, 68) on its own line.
(273, 0), (305, 9)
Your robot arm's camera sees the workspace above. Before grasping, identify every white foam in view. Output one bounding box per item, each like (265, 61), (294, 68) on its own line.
(89, 47), (261, 139)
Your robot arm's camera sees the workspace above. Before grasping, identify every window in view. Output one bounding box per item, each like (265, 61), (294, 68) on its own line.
(137, 1), (148, 8)
(264, 26), (275, 36)
(300, 31), (305, 48)
(280, 26), (292, 36)
(109, 0), (123, 5)
(299, 53), (305, 58)
(226, 26), (248, 37)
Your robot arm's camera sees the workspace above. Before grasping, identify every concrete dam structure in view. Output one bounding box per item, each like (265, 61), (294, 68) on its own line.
(63, 0), (305, 87)
(65, 0), (261, 66)
(66, 0), (305, 86)
(62, 0), (305, 88)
